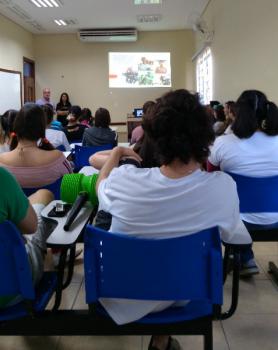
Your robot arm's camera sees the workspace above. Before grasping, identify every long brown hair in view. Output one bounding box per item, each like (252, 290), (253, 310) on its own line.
(10, 104), (54, 151)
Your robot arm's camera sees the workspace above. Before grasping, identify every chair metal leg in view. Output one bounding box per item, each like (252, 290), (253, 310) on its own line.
(221, 251), (240, 320)
(204, 322), (213, 350)
(62, 245), (76, 289)
(52, 248), (68, 311)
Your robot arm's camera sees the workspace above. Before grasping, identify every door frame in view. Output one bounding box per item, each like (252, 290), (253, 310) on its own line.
(23, 56), (36, 103)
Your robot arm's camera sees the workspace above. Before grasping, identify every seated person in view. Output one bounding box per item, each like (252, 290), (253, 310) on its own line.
(0, 104), (72, 188)
(80, 107), (93, 127)
(130, 101), (155, 145)
(56, 92), (72, 127)
(65, 105), (88, 143)
(208, 90), (278, 276)
(43, 104), (71, 151)
(213, 104), (226, 136)
(0, 109), (17, 153)
(95, 89), (251, 349)
(224, 100), (236, 134)
(0, 166), (54, 308)
(82, 107), (117, 147)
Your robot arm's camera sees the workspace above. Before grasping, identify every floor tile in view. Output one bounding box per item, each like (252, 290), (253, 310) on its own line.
(56, 335), (142, 350)
(223, 277), (278, 314)
(0, 336), (59, 350)
(142, 321), (228, 350)
(71, 258), (84, 284)
(72, 281), (87, 309)
(47, 282), (81, 310)
(222, 314), (278, 350)
(253, 241), (278, 255)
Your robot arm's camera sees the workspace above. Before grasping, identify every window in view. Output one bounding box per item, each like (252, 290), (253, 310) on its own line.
(196, 47), (213, 105)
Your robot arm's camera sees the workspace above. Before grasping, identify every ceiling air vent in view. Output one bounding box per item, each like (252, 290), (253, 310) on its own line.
(78, 27), (138, 42)
(7, 4), (31, 20)
(0, 0), (12, 5)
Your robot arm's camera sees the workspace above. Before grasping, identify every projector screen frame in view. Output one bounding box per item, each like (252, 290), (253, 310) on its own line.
(0, 68), (22, 115)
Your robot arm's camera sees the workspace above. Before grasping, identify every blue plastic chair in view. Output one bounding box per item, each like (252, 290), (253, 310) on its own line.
(227, 172), (278, 213)
(22, 177), (62, 200)
(73, 144), (113, 169)
(84, 225), (223, 349)
(0, 221), (58, 321)
(226, 172), (278, 280)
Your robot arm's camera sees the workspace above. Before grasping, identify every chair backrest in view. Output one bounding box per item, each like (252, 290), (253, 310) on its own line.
(227, 172), (278, 213)
(0, 221), (35, 302)
(74, 144), (113, 168)
(84, 225), (222, 305)
(22, 177), (62, 200)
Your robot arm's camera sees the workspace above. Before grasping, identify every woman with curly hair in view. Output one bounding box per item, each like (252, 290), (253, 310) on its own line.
(95, 89), (251, 349)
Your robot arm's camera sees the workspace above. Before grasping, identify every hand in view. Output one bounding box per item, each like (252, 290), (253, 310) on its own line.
(112, 146), (142, 163)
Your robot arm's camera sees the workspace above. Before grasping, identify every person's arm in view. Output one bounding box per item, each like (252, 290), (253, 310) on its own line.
(82, 129), (88, 146)
(18, 204), (38, 235)
(0, 168), (38, 234)
(114, 131), (118, 147)
(96, 146), (142, 192)
(62, 132), (71, 151)
(89, 150), (113, 169)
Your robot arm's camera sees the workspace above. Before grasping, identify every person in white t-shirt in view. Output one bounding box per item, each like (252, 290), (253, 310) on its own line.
(96, 89), (251, 350)
(208, 90), (278, 276)
(42, 105), (71, 151)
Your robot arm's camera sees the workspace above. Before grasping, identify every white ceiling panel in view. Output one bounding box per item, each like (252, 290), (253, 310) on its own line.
(0, 0), (209, 34)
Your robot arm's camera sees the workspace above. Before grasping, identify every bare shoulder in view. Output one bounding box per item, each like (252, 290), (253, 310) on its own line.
(0, 150), (17, 165)
(40, 149), (64, 162)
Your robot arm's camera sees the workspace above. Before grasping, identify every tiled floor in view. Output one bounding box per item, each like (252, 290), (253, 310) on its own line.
(1, 242), (278, 350)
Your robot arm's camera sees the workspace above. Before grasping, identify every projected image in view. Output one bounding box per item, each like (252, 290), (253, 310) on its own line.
(109, 52), (171, 88)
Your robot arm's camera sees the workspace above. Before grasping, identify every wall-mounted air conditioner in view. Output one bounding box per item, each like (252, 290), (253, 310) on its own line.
(78, 27), (138, 42)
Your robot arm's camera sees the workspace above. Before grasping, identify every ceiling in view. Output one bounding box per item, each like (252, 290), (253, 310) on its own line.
(0, 0), (209, 34)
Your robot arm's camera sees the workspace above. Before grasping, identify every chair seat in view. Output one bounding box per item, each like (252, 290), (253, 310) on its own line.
(95, 300), (213, 324)
(0, 271), (57, 321)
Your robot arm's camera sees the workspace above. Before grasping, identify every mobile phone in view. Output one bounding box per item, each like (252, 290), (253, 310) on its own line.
(48, 203), (72, 217)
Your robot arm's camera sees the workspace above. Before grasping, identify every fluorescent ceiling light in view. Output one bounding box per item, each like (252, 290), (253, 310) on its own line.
(49, 0), (59, 7)
(134, 0), (162, 4)
(37, 0), (48, 7)
(30, 0), (42, 7)
(29, 0), (60, 8)
(54, 19), (67, 26)
(43, 0), (54, 6)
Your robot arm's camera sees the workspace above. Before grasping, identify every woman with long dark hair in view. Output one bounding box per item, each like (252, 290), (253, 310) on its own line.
(209, 90), (278, 276)
(0, 104), (72, 187)
(56, 92), (72, 126)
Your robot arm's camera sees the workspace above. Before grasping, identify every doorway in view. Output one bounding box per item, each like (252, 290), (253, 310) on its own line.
(23, 57), (35, 103)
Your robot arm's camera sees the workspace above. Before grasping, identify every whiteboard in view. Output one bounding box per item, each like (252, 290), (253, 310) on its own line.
(0, 69), (22, 114)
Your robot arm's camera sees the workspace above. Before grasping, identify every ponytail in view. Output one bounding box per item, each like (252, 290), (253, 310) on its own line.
(260, 102), (278, 136)
(232, 103), (258, 138)
(38, 137), (55, 151)
(10, 132), (18, 150)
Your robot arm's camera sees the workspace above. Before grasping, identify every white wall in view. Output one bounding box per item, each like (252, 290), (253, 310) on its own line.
(195, 0), (278, 103)
(0, 14), (34, 73)
(34, 30), (195, 128)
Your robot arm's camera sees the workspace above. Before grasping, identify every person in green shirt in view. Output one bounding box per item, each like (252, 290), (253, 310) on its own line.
(0, 167), (54, 308)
